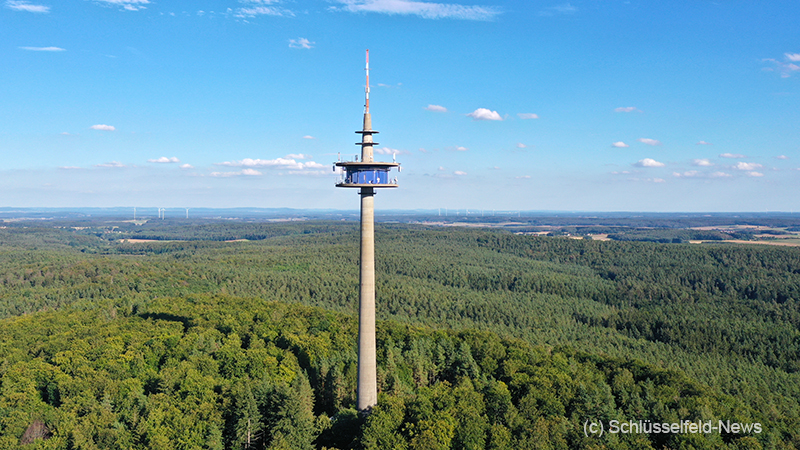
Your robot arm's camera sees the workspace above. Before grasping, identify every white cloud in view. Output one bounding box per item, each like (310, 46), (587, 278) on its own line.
(94, 0), (150, 11)
(302, 135), (315, 140)
(515, 175), (531, 179)
(289, 38), (314, 49)
(90, 124), (116, 131)
(59, 166), (83, 170)
(673, 170), (733, 179)
(6, 1), (49, 13)
(285, 153), (310, 159)
(517, 113), (539, 119)
(634, 158), (665, 168)
(236, 6), (288, 17)
(763, 56), (800, 78)
(180, 164), (194, 169)
(614, 106), (641, 113)
(438, 166), (446, 171)
(375, 147), (409, 155)
(331, 0), (500, 20)
(148, 156), (180, 163)
(516, 143), (527, 149)
(235, 1), (293, 17)
(625, 176), (666, 183)
(540, 3), (576, 16)
(611, 141), (629, 148)
(210, 169), (263, 177)
(696, 140), (712, 145)
(425, 104), (447, 112)
(453, 146), (468, 151)
(747, 171), (764, 177)
(720, 153), (746, 159)
(216, 157), (324, 171)
(692, 159), (713, 166)
(776, 155), (789, 160)
(20, 46), (64, 51)
(784, 64), (799, 76)
(734, 162), (763, 171)
(638, 138), (661, 146)
(466, 108), (503, 121)
(95, 161), (126, 168)
(453, 170), (467, 176)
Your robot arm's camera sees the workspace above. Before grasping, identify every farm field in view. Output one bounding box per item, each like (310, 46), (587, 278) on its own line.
(691, 239), (800, 247)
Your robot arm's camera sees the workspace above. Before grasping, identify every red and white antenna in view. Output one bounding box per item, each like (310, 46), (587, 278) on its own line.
(365, 49), (370, 114)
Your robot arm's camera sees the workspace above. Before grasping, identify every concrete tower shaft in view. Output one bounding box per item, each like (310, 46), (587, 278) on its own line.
(360, 121), (375, 163)
(357, 187), (377, 411)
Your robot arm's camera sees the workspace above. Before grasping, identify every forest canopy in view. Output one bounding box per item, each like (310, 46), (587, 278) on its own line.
(0, 221), (798, 449)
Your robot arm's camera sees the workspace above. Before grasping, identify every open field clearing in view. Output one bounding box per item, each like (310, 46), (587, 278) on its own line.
(690, 239), (800, 247)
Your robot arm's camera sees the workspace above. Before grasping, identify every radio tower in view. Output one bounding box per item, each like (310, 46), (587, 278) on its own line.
(334, 50), (400, 412)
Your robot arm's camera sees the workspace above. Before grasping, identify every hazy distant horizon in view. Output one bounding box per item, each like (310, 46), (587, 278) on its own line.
(2, 206), (799, 218)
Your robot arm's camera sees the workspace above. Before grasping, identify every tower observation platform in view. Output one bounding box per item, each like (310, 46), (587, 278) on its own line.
(335, 160), (399, 187)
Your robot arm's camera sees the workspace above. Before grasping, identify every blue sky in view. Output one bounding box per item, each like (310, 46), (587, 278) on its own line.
(2, 0), (798, 212)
